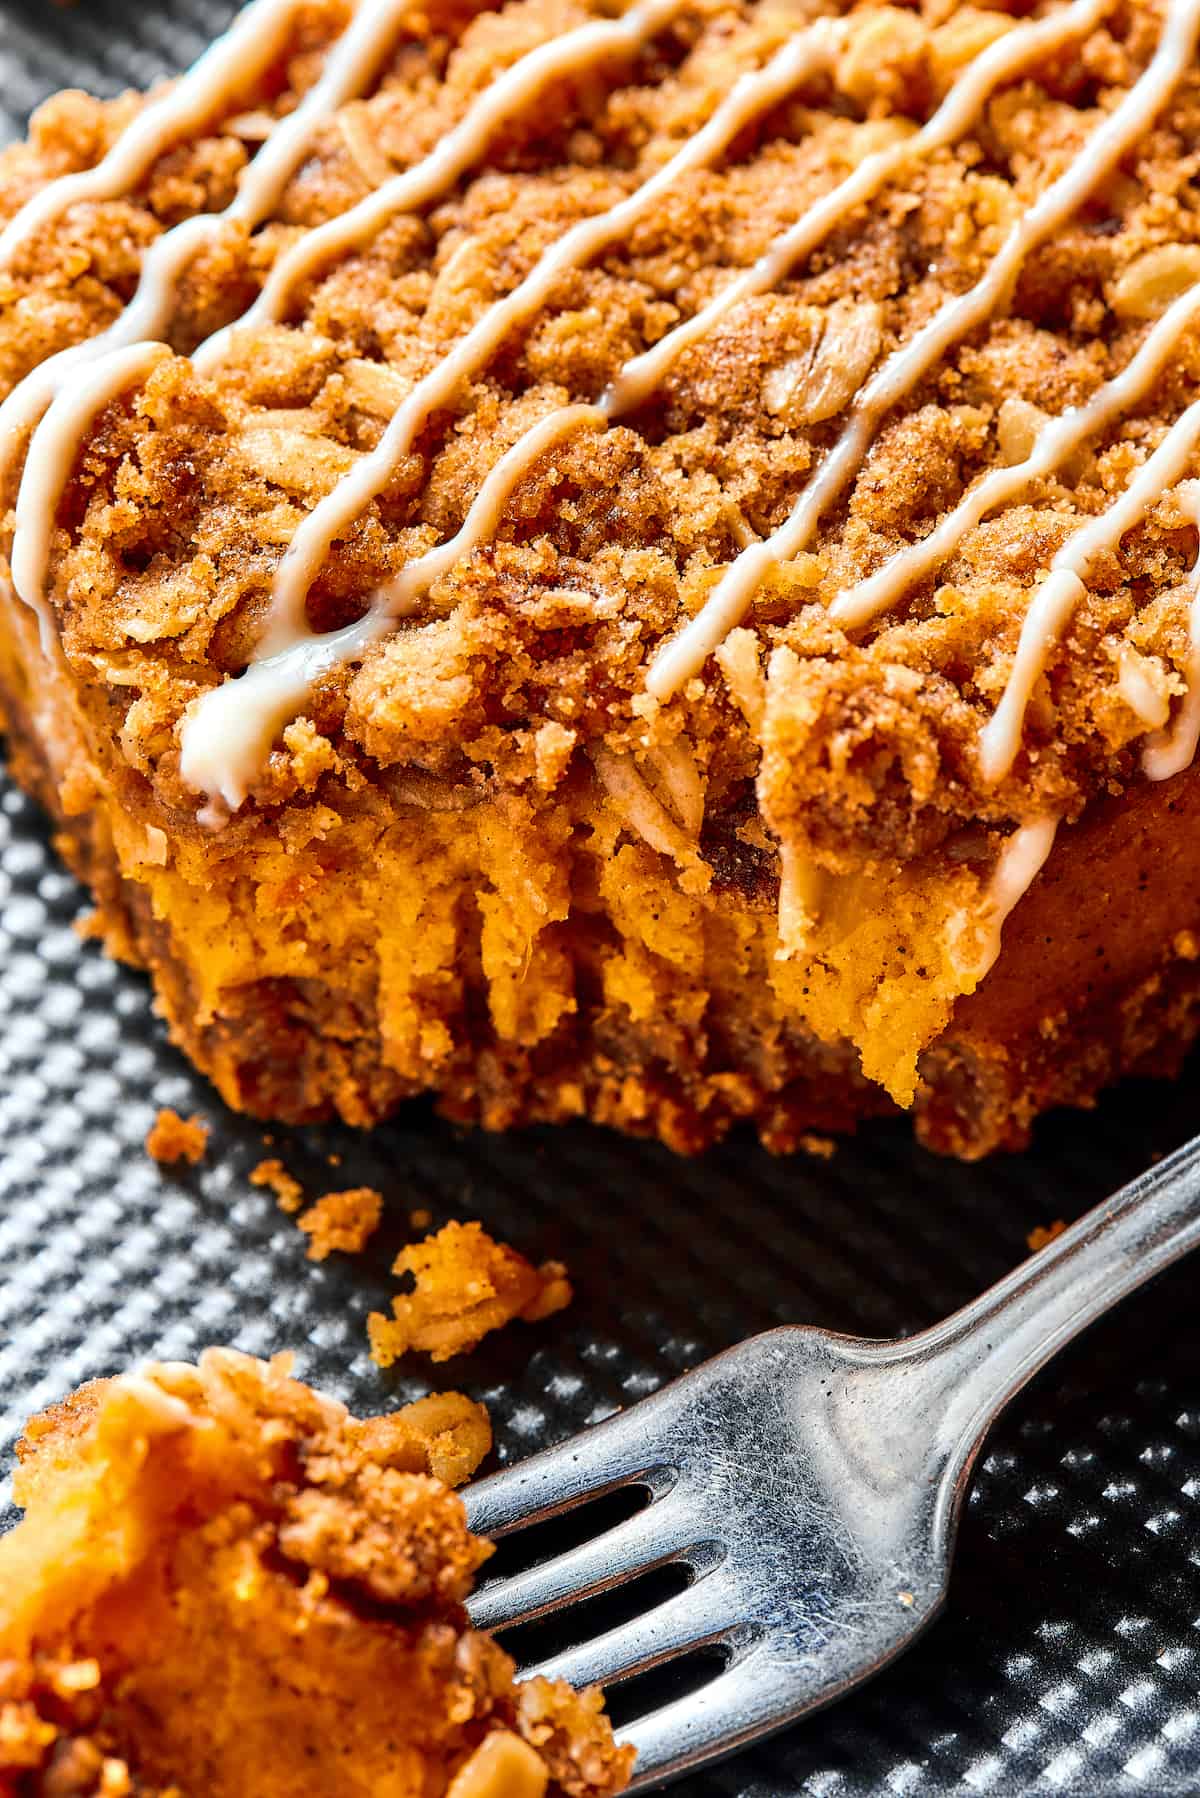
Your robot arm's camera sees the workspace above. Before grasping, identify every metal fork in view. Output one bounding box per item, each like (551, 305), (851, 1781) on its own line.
(465, 1134), (1200, 1789)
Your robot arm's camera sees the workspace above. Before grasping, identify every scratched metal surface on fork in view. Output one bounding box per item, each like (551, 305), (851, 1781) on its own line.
(5, 5), (1200, 1792)
(464, 1139), (1200, 1789)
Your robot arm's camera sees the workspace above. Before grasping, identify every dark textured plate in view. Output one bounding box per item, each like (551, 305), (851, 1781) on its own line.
(3, 6), (1200, 1791)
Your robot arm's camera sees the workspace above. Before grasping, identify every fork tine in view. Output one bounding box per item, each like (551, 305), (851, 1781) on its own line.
(467, 1496), (688, 1633)
(463, 1404), (667, 1539)
(522, 1566), (737, 1691)
(620, 1648), (791, 1793)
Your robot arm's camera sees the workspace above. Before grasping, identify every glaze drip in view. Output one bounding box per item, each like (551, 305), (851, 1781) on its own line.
(976, 816), (1060, 978)
(979, 393), (1200, 782)
(12, 342), (172, 653)
(1143, 482), (1200, 781)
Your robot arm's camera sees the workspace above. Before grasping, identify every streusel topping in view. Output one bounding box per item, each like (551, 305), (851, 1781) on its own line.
(3, 0), (1200, 878)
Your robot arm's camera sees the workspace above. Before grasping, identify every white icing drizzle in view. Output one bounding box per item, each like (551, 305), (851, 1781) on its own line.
(181, 22), (841, 798)
(224, 0), (413, 227)
(645, 0), (1200, 701)
(1, 0), (413, 608)
(606, 0), (1111, 418)
(180, 405), (602, 806)
(11, 341), (172, 651)
(254, 20), (838, 655)
(832, 284), (1200, 632)
(377, 404), (606, 612)
(1143, 480), (1200, 779)
(979, 391), (1200, 783)
(0, 0), (302, 271)
(182, 0), (1111, 803)
(191, 0), (692, 374)
(975, 815), (1059, 978)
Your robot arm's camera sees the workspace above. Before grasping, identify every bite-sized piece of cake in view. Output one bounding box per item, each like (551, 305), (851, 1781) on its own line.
(5, 0), (1200, 1156)
(0, 1349), (633, 1798)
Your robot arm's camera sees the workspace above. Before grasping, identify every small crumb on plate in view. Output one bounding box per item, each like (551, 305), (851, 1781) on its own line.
(1026, 1219), (1067, 1253)
(369, 1220), (572, 1366)
(297, 1187), (382, 1261)
(144, 1108), (208, 1166)
(250, 1156), (304, 1214)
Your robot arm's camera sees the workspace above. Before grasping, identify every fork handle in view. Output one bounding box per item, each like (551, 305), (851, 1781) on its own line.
(889, 1132), (1200, 1469)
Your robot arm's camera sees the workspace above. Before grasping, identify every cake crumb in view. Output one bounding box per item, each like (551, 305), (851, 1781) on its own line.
(798, 1132), (836, 1161)
(327, 1152), (342, 1167)
(410, 1207), (433, 1230)
(250, 1157), (304, 1214)
(369, 1221), (572, 1366)
(144, 1109), (208, 1166)
(1027, 1219), (1067, 1253)
(297, 1187), (382, 1262)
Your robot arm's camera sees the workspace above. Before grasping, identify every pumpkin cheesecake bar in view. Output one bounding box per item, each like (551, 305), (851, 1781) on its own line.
(3, 0), (1200, 1155)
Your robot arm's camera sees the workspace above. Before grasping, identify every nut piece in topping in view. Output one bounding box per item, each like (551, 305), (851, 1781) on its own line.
(1110, 244), (1200, 319)
(761, 301), (883, 427)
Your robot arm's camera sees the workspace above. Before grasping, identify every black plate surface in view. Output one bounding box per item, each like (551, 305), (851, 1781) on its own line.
(2, 7), (1200, 1791)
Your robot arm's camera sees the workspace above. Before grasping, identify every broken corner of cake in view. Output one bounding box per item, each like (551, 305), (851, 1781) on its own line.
(0, 1349), (634, 1797)
(3, 0), (1200, 1157)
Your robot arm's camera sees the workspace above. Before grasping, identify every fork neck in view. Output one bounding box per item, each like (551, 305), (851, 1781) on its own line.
(884, 1133), (1200, 1475)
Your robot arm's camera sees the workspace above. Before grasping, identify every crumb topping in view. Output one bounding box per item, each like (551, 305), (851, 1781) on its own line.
(1026, 1216), (1068, 1250)
(249, 1154), (304, 1212)
(5, 0), (1200, 868)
